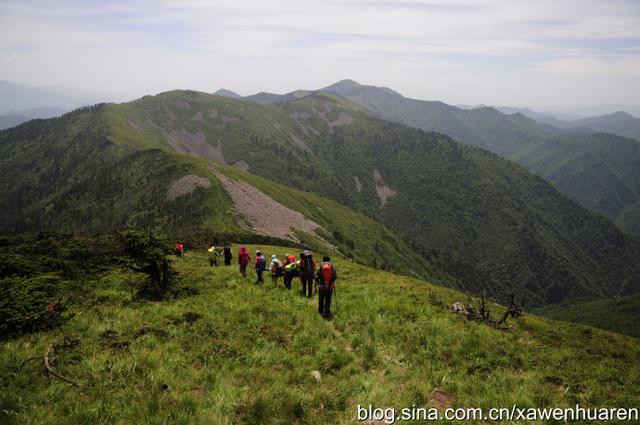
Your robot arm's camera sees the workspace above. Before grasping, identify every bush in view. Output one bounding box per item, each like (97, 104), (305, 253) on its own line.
(0, 274), (63, 337)
(120, 227), (174, 298)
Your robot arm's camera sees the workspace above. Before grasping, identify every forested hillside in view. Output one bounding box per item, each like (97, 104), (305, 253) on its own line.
(318, 80), (640, 237)
(512, 133), (640, 236)
(0, 106), (444, 281)
(2, 90), (637, 307)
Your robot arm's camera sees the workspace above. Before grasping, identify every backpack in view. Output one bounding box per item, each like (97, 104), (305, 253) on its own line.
(318, 262), (334, 290)
(272, 261), (284, 276)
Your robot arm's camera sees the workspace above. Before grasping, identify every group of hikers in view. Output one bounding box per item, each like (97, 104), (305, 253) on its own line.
(179, 243), (338, 318)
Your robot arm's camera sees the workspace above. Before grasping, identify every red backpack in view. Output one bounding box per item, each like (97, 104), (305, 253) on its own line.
(319, 262), (334, 289)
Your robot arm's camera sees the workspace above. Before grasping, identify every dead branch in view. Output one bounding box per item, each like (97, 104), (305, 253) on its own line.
(451, 291), (522, 328)
(44, 345), (81, 388)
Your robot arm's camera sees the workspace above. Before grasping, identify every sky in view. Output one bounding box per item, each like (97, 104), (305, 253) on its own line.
(1, 0), (639, 108)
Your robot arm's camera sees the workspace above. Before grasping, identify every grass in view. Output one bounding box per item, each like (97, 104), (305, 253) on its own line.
(534, 294), (640, 338)
(1, 243), (639, 424)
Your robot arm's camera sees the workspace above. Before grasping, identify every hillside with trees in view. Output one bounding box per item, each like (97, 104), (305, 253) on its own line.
(1, 91), (638, 308)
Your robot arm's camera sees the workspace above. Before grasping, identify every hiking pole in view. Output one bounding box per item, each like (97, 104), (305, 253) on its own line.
(333, 286), (338, 316)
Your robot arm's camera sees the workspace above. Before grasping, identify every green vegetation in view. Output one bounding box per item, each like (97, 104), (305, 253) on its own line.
(0, 106), (238, 235)
(2, 91), (639, 309)
(1, 239), (639, 424)
(0, 103), (447, 282)
(321, 80), (640, 238)
(535, 294), (640, 338)
(320, 80), (557, 157)
(108, 89), (640, 307)
(120, 228), (175, 298)
(559, 111), (640, 142)
(0, 233), (123, 338)
(215, 164), (450, 284)
(512, 133), (640, 237)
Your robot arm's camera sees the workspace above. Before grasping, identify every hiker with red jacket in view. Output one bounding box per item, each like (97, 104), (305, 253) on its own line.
(238, 246), (250, 277)
(175, 242), (184, 258)
(316, 255), (337, 318)
(255, 250), (267, 284)
(299, 250), (316, 298)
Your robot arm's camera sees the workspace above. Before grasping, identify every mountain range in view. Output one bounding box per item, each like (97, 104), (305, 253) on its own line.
(0, 106), (67, 130)
(2, 88), (639, 310)
(0, 80), (99, 115)
(245, 79), (640, 238)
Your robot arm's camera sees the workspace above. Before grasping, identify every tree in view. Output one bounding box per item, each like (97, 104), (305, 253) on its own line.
(120, 228), (173, 298)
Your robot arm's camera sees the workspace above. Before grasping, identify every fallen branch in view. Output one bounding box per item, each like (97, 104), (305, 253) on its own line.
(44, 345), (81, 388)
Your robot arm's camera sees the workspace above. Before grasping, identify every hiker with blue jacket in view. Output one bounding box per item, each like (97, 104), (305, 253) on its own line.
(255, 250), (266, 284)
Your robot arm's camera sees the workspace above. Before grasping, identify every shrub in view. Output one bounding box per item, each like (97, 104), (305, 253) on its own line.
(0, 274), (63, 337)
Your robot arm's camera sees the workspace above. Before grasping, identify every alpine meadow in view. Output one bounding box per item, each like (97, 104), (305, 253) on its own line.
(1, 1), (639, 424)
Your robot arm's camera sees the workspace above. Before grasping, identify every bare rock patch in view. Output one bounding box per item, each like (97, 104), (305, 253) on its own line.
(213, 171), (332, 247)
(165, 130), (226, 163)
(127, 113), (142, 130)
(288, 131), (310, 151)
(192, 111), (205, 123)
(332, 112), (354, 127)
(176, 100), (192, 110)
(232, 160), (250, 173)
(166, 175), (211, 201)
(353, 176), (362, 193)
(373, 168), (397, 209)
(220, 115), (238, 124)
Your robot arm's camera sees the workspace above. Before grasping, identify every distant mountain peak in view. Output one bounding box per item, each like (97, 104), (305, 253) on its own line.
(213, 89), (242, 99)
(606, 111), (635, 120)
(323, 79), (361, 91)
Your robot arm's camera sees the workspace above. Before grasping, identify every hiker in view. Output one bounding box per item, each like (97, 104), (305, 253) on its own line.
(238, 246), (250, 277)
(175, 242), (184, 258)
(223, 244), (233, 266)
(255, 250), (266, 284)
(316, 255), (337, 318)
(270, 255), (284, 286)
(282, 253), (297, 290)
(207, 244), (219, 266)
(299, 250), (316, 298)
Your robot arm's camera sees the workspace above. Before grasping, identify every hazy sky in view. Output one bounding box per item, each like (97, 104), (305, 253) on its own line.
(1, 0), (639, 108)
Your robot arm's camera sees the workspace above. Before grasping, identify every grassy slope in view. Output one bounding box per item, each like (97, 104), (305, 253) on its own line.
(534, 294), (640, 338)
(1, 246), (639, 424)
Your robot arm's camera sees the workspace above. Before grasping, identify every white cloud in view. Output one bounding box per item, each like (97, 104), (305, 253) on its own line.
(0, 0), (638, 106)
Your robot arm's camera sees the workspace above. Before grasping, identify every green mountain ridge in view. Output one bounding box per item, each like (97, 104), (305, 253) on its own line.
(2, 89), (638, 309)
(511, 132), (640, 236)
(534, 293), (640, 339)
(541, 111), (640, 142)
(313, 80), (640, 237)
(0, 103), (444, 283)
